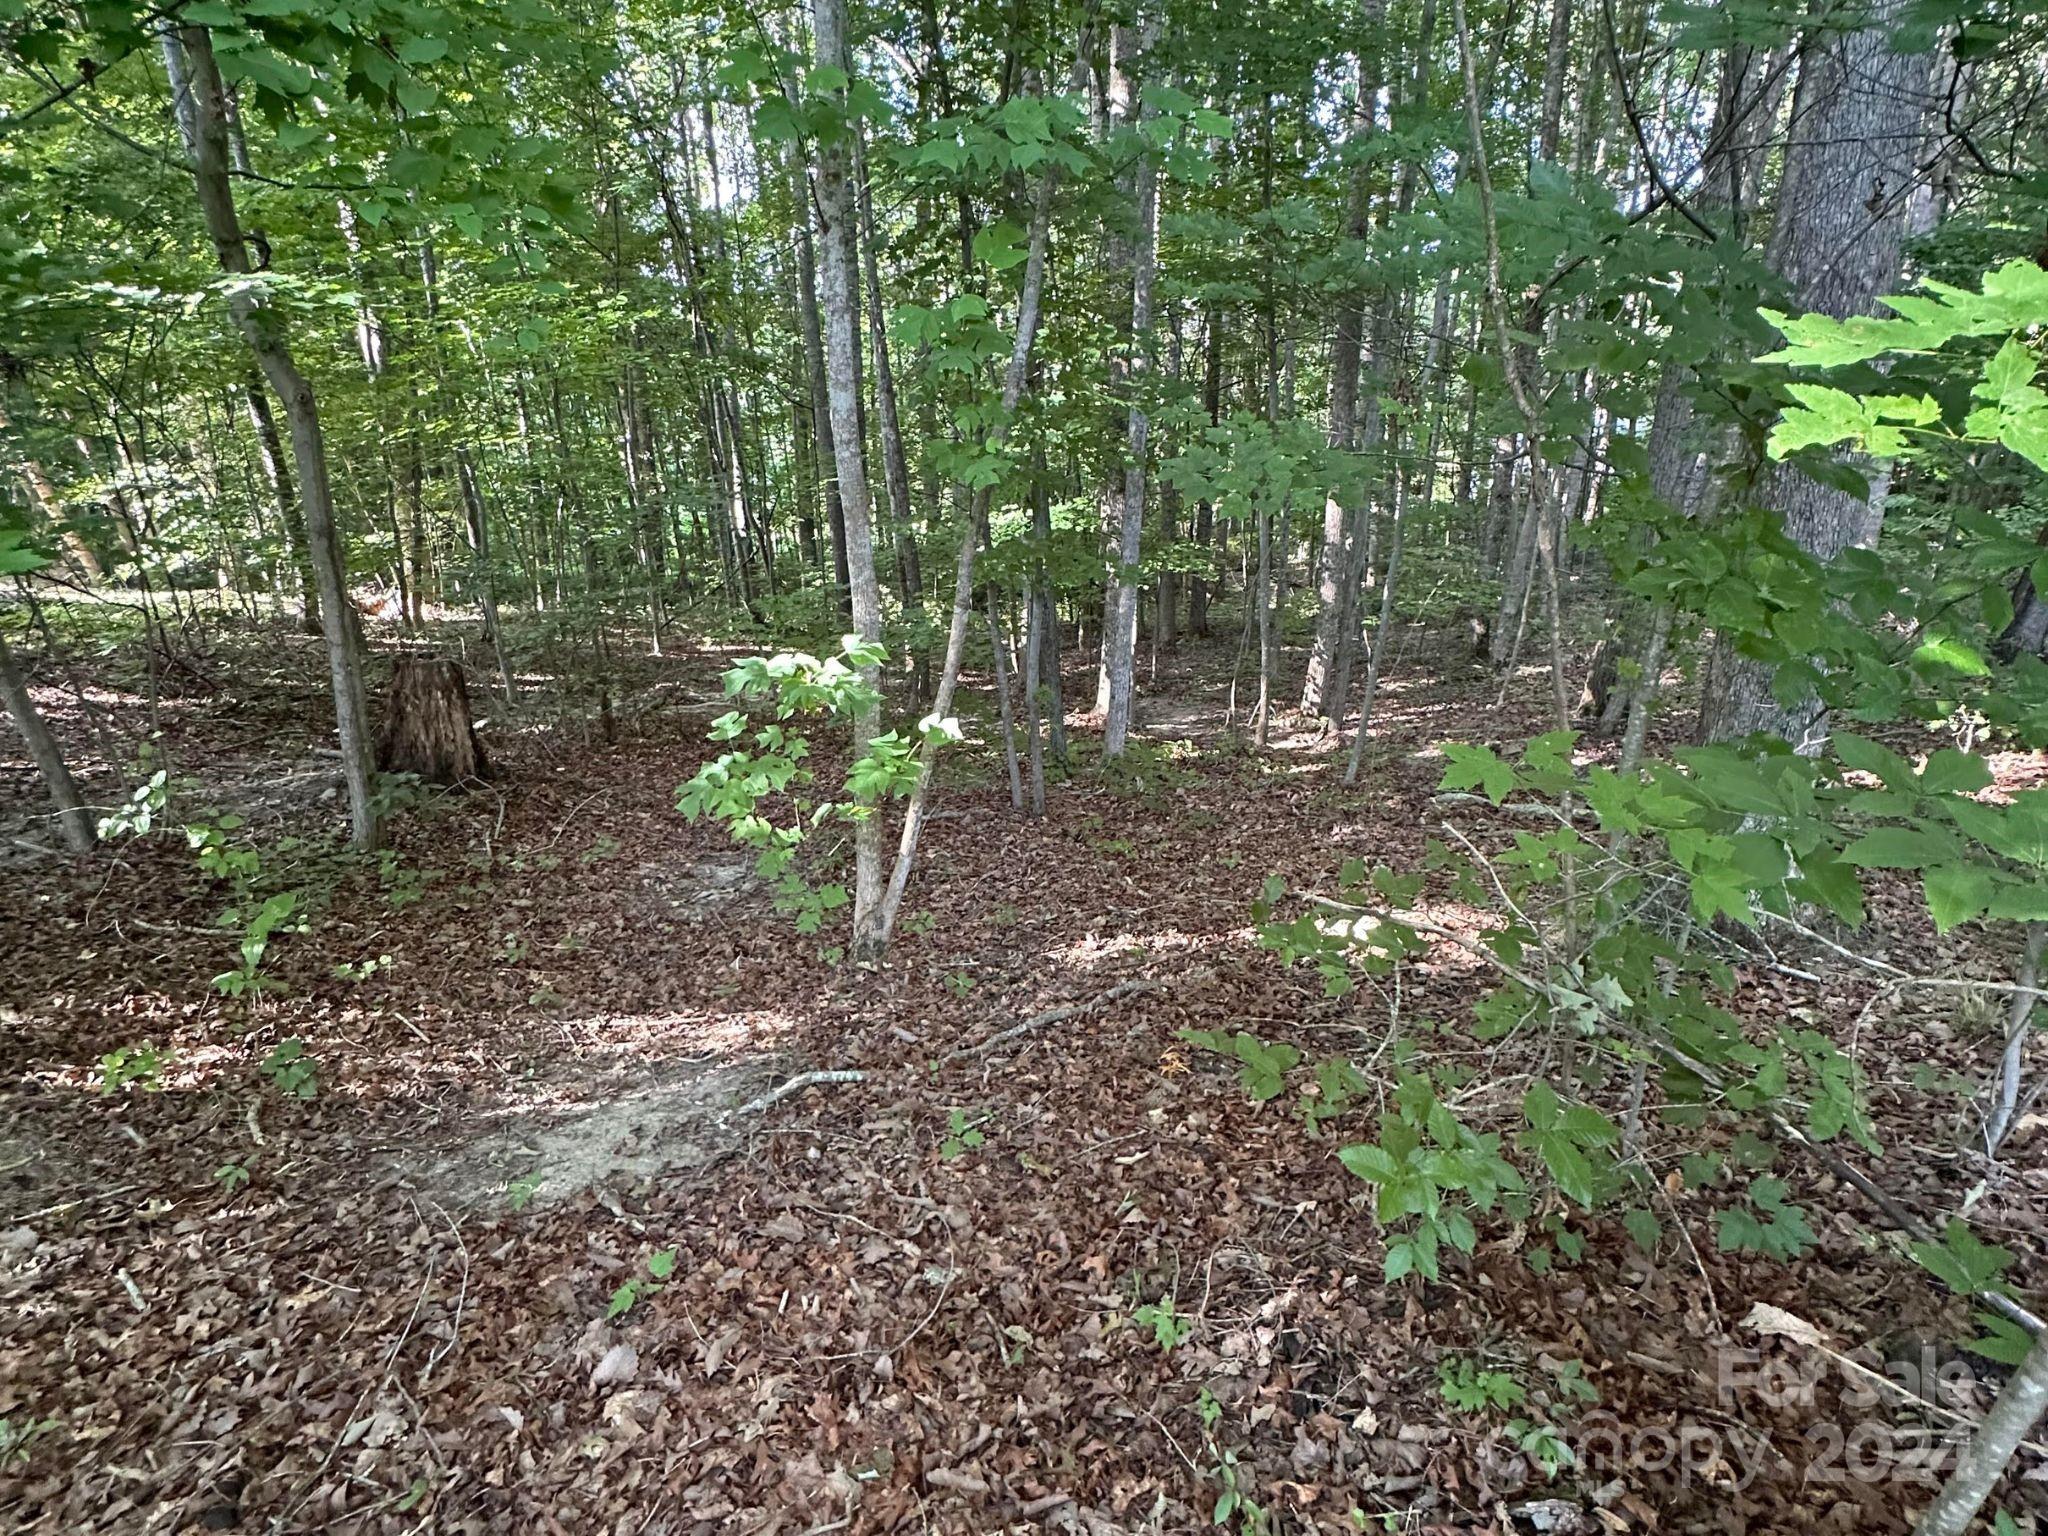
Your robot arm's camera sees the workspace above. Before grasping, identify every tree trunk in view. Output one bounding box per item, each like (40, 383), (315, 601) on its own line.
(164, 24), (380, 850)
(0, 624), (96, 853)
(1705, 0), (1928, 746)
(1100, 10), (1162, 760)
(810, 0), (888, 956)
(455, 445), (517, 700)
(1304, 1), (1385, 719)
(240, 374), (320, 633)
(375, 657), (489, 785)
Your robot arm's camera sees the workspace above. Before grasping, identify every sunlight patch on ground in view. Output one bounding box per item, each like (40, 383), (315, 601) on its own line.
(402, 1049), (783, 1212)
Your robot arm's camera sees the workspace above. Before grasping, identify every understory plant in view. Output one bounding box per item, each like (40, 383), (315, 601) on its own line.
(1247, 265), (2048, 1442)
(676, 636), (959, 933)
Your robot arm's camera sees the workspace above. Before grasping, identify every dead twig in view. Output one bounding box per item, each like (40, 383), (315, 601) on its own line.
(732, 1069), (867, 1116)
(944, 970), (1200, 1065)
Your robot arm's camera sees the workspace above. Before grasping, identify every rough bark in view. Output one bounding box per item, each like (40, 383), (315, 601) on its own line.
(375, 657), (489, 785)
(1706, 0), (1929, 746)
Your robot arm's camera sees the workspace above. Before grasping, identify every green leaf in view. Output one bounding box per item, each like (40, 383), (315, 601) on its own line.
(1439, 743), (1515, 805)
(1913, 635), (1991, 677)
(1841, 827), (1957, 870)
(1522, 1080), (1560, 1131)
(1919, 750), (1992, 796)
(1923, 863), (1995, 933)
(1338, 1143), (1398, 1184)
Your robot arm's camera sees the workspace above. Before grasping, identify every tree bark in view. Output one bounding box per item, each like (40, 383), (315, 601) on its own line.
(1302, 26), (1376, 719)
(375, 657), (489, 785)
(1912, 1324), (2048, 1536)
(0, 624), (96, 853)
(1100, 9), (1162, 759)
(163, 24), (379, 850)
(810, 0), (889, 956)
(1705, 0), (1928, 746)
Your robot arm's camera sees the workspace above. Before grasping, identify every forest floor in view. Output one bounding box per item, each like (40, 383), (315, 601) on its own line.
(3, 606), (2046, 1536)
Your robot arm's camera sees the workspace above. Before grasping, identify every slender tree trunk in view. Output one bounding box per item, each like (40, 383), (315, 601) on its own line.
(1303, 18), (1377, 718)
(878, 67), (1065, 935)
(0, 401), (102, 582)
(240, 374), (319, 633)
(163, 24), (379, 849)
(0, 624), (96, 853)
(1100, 10), (1162, 759)
(1345, 426), (1410, 784)
(810, 0), (888, 955)
(857, 135), (928, 697)
(456, 446), (516, 700)
(1912, 1325), (2048, 1536)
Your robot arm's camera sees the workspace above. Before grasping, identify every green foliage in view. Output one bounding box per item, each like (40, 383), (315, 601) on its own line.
(1131, 1296), (1195, 1352)
(1909, 1220), (2015, 1299)
(0, 1415), (55, 1472)
(1714, 1177), (1817, 1262)
(98, 1041), (168, 1094)
(1506, 1417), (1574, 1480)
(1336, 1072), (1525, 1283)
(214, 891), (303, 996)
(97, 771), (168, 840)
(1437, 1356), (1526, 1414)
(677, 637), (950, 935)
(1178, 1028), (1303, 1102)
(606, 1247), (677, 1321)
(259, 1037), (317, 1099)
(938, 1108), (987, 1160)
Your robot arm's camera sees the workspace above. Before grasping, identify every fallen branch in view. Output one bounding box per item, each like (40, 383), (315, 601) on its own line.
(944, 970), (1203, 1065)
(732, 1069), (867, 1116)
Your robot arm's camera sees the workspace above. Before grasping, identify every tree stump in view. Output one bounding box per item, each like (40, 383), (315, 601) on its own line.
(376, 657), (490, 785)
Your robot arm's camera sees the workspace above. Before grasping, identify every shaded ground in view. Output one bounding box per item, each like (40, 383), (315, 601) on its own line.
(2, 607), (2044, 1534)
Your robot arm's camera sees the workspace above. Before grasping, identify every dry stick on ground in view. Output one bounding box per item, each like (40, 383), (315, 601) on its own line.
(1309, 891), (2047, 1337)
(731, 1069), (868, 1117)
(944, 970), (1202, 1065)
(739, 974), (1193, 1112)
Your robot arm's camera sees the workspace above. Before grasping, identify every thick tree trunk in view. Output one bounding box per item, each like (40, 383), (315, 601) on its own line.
(0, 625), (96, 853)
(165, 24), (379, 850)
(1705, 1), (1928, 746)
(375, 657), (489, 785)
